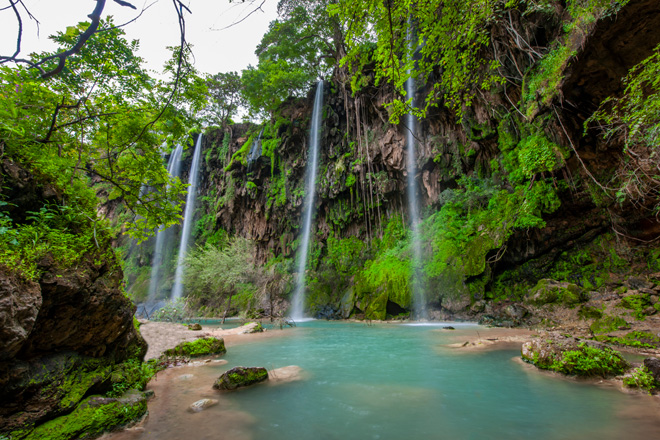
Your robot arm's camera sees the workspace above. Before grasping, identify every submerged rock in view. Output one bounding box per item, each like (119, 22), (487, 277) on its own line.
(188, 398), (219, 413)
(213, 367), (268, 391)
(268, 365), (306, 384)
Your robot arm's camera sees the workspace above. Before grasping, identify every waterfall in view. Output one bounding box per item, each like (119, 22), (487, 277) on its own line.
(147, 144), (184, 304)
(247, 127), (265, 170)
(291, 81), (324, 321)
(406, 21), (427, 320)
(171, 134), (204, 300)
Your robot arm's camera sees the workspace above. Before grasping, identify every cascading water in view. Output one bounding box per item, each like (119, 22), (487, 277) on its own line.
(247, 127), (264, 170)
(171, 134), (203, 300)
(290, 81), (324, 321)
(405, 21), (427, 320)
(147, 144), (184, 305)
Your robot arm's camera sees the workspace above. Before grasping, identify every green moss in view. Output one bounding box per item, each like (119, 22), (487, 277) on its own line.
(162, 337), (226, 358)
(224, 134), (255, 171)
(590, 314), (628, 334)
(620, 294), (652, 320)
(23, 392), (147, 440)
(578, 305), (603, 320)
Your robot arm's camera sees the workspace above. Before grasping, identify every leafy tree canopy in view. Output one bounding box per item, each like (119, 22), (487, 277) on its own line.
(242, 0), (344, 116)
(0, 18), (207, 243)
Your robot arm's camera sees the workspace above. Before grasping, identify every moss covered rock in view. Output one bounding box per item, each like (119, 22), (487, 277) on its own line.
(213, 366), (268, 391)
(527, 279), (586, 306)
(522, 334), (630, 377)
(17, 390), (148, 440)
(162, 337), (226, 358)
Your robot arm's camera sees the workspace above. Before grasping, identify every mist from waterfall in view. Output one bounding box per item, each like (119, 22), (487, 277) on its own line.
(291, 81), (324, 321)
(147, 144), (183, 303)
(406, 22), (427, 320)
(171, 134), (203, 300)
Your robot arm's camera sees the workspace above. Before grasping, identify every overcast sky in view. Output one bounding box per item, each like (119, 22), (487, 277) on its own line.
(0, 0), (278, 75)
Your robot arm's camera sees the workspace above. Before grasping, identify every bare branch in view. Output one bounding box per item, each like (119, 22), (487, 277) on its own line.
(213, 0), (266, 31)
(36, 0), (107, 79)
(113, 0), (137, 9)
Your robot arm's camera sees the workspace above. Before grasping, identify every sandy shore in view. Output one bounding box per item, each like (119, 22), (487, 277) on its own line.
(437, 326), (540, 351)
(138, 320), (289, 360)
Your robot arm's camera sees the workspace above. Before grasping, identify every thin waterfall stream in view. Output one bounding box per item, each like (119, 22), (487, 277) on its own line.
(290, 81), (324, 321)
(406, 22), (426, 320)
(146, 144), (183, 306)
(171, 134), (203, 300)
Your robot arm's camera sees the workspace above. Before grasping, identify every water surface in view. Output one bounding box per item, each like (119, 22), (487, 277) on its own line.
(107, 321), (660, 440)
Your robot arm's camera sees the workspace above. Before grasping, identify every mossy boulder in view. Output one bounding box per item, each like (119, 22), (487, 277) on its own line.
(17, 390), (148, 440)
(527, 279), (586, 306)
(522, 334), (630, 377)
(213, 366), (268, 391)
(162, 337), (226, 358)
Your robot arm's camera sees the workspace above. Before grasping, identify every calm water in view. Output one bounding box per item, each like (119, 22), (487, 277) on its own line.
(107, 321), (660, 440)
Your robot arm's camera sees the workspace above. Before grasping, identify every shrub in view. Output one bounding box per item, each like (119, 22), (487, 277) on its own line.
(550, 343), (629, 377)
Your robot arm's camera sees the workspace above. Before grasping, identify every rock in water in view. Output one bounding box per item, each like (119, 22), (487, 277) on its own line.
(188, 398), (219, 413)
(213, 367), (268, 391)
(268, 365), (306, 384)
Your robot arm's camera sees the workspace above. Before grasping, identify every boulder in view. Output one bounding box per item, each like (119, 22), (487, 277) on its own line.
(625, 276), (654, 291)
(442, 295), (471, 313)
(238, 322), (263, 334)
(187, 323), (202, 331)
(188, 398), (219, 413)
(643, 358), (660, 383)
(162, 337), (226, 358)
(527, 279), (586, 306)
(0, 266), (41, 360)
(522, 334), (629, 377)
(213, 367), (268, 391)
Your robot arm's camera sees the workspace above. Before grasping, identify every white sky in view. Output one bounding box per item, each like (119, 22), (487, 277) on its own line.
(0, 0), (278, 75)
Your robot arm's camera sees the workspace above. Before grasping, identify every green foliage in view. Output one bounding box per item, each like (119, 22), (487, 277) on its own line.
(0, 203), (98, 280)
(331, 0), (506, 122)
(424, 176), (560, 284)
(242, 0), (340, 115)
(549, 343), (629, 377)
(184, 238), (258, 311)
(619, 293), (652, 320)
(326, 234), (365, 277)
(201, 71), (245, 127)
(0, 18), (208, 243)
(595, 331), (660, 349)
(623, 366), (658, 393)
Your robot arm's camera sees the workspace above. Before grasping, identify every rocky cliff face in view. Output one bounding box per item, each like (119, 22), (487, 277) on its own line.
(126, 1), (660, 322)
(0, 160), (146, 436)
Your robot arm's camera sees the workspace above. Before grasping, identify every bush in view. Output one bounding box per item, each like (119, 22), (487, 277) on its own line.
(623, 366), (658, 394)
(550, 343), (629, 377)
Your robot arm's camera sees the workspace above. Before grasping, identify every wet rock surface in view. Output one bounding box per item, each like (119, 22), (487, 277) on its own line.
(213, 366), (269, 391)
